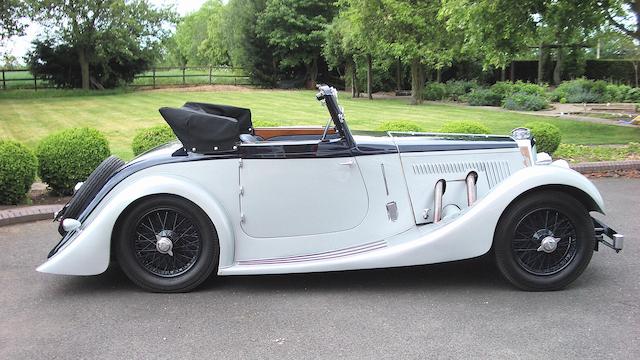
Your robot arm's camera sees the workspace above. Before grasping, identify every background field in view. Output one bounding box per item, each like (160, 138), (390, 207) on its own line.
(1, 88), (639, 160)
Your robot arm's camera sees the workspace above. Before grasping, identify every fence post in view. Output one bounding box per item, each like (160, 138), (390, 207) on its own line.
(152, 68), (156, 89)
(209, 66), (212, 85)
(34, 75), (37, 91)
(234, 76), (237, 86)
(2, 70), (5, 90)
(182, 67), (186, 85)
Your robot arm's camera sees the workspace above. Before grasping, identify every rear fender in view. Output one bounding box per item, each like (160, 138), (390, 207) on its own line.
(37, 174), (234, 275)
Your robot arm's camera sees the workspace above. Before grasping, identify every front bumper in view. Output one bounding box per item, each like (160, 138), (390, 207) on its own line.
(593, 217), (624, 253)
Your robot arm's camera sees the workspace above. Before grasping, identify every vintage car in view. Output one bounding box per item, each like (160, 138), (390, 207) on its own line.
(38, 85), (623, 292)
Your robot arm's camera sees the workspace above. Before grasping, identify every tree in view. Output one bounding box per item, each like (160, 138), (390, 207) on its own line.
(222, 0), (281, 85)
(599, 0), (640, 41)
(442, 0), (605, 85)
(0, 0), (27, 40)
(29, 1), (176, 89)
(173, 0), (228, 66)
(256, 0), (337, 88)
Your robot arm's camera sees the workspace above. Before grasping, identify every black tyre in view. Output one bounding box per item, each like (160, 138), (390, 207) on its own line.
(494, 191), (595, 291)
(115, 195), (219, 293)
(63, 155), (125, 220)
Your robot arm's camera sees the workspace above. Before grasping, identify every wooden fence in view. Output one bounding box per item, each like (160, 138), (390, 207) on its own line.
(0, 66), (252, 90)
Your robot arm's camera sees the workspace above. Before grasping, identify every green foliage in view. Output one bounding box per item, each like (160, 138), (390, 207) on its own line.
(132, 125), (176, 156)
(423, 83), (448, 100)
(444, 80), (478, 101)
(525, 122), (561, 154)
(377, 120), (424, 132)
(0, 140), (37, 205)
(465, 88), (503, 106)
(29, 1), (176, 89)
(554, 142), (640, 163)
(36, 128), (111, 195)
(491, 81), (547, 98)
(0, 0), (27, 39)
(256, 0), (336, 84)
(503, 92), (549, 111)
(439, 120), (491, 134)
(253, 120), (281, 127)
(550, 78), (612, 103)
(173, 0), (228, 66)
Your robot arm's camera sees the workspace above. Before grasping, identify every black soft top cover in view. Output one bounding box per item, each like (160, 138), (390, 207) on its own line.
(159, 102), (252, 153)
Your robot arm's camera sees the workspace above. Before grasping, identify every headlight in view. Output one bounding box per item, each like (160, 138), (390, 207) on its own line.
(511, 127), (531, 140)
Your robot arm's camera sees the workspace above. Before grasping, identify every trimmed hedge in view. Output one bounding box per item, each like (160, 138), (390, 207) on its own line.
(36, 127), (110, 195)
(377, 120), (424, 132)
(132, 125), (176, 156)
(440, 120), (491, 134)
(0, 140), (38, 205)
(525, 122), (561, 154)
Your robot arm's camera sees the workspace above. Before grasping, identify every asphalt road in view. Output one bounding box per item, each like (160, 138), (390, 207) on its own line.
(1, 178), (639, 359)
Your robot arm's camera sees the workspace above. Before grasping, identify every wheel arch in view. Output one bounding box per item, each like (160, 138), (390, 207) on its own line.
(110, 193), (222, 264)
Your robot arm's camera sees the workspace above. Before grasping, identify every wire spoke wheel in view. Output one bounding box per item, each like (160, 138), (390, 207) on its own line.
(133, 207), (202, 278)
(495, 191), (595, 291)
(512, 208), (578, 276)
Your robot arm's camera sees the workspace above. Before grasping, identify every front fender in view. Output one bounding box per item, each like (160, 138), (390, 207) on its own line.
(37, 174), (234, 275)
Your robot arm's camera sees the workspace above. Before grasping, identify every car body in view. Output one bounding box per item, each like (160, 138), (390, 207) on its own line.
(38, 85), (623, 292)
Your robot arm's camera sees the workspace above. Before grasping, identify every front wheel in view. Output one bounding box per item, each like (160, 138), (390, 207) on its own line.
(115, 195), (219, 293)
(494, 191), (595, 291)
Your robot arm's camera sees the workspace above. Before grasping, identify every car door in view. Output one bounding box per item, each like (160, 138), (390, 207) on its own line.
(239, 139), (369, 238)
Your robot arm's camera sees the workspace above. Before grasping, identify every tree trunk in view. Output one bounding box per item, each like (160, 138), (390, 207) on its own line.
(410, 58), (424, 105)
(396, 57), (401, 92)
(436, 68), (441, 83)
(553, 48), (563, 85)
(78, 48), (90, 90)
(345, 60), (353, 95)
(633, 61), (639, 88)
(367, 54), (373, 100)
(305, 57), (318, 89)
(500, 66), (506, 81)
(537, 44), (545, 85)
(353, 59), (359, 98)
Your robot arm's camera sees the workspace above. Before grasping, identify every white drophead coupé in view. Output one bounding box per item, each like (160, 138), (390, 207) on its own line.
(39, 85), (623, 292)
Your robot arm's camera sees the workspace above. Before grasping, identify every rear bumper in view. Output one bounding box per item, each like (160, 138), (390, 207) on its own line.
(593, 217), (624, 253)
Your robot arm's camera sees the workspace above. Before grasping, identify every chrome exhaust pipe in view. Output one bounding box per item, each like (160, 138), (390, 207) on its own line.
(466, 172), (477, 206)
(434, 179), (446, 223)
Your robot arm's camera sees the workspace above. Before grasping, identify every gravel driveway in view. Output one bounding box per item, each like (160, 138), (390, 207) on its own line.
(1, 178), (638, 359)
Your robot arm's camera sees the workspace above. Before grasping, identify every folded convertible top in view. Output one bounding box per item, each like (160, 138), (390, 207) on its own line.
(159, 102), (252, 153)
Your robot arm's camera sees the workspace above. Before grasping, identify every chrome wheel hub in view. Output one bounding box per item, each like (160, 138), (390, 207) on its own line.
(155, 230), (174, 256)
(537, 236), (560, 253)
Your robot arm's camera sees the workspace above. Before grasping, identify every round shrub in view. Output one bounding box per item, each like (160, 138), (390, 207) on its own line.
(439, 120), (491, 134)
(502, 92), (549, 111)
(525, 122), (561, 154)
(423, 82), (447, 101)
(376, 120), (424, 132)
(465, 88), (503, 106)
(132, 124), (176, 156)
(36, 127), (110, 195)
(0, 140), (37, 205)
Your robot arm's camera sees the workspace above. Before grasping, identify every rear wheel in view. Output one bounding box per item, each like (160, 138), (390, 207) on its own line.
(494, 191), (595, 291)
(115, 195), (219, 293)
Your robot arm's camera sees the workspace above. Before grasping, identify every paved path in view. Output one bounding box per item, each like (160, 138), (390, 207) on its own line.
(1, 178), (639, 359)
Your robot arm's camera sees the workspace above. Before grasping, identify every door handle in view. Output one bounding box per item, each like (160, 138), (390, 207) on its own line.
(339, 160), (354, 166)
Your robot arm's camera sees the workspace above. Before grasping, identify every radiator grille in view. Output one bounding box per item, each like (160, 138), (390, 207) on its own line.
(412, 161), (511, 188)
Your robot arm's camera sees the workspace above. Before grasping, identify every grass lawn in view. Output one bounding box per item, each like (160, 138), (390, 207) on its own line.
(1, 87), (639, 160)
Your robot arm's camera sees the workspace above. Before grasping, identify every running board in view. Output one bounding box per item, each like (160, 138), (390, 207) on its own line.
(593, 217), (623, 253)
